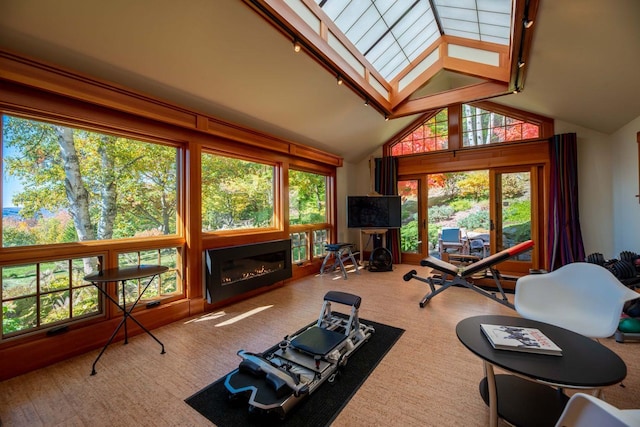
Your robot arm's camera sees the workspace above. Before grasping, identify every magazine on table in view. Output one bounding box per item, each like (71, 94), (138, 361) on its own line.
(480, 323), (562, 356)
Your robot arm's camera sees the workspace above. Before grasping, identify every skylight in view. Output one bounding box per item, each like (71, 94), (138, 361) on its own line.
(316, 0), (512, 81)
(253, 0), (533, 117)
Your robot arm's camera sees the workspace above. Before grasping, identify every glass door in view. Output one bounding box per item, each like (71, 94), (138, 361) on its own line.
(490, 167), (536, 272)
(398, 167), (540, 271)
(398, 179), (424, 263)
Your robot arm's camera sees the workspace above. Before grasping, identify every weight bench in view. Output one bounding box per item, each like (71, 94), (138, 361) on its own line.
(320, 243), (360, 279)
(403, 240), (535, 309)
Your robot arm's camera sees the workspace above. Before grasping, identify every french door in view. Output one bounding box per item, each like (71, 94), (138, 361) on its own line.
(399, 166), (540, 272)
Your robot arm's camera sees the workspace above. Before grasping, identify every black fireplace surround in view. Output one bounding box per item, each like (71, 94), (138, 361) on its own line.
(204, 239), (292, 304)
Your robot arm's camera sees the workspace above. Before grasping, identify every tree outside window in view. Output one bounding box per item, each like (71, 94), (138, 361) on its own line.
(1, 115), (178, 247)
(201, 152), (274, 231)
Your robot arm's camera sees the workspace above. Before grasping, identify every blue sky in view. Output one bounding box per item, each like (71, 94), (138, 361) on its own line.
(2, 141), (22, 208)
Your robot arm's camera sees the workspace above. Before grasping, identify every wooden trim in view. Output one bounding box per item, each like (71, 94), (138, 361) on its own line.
(0, 51), (342, 380)
(0, 49), (343, 167)
(397, 140), (550, 174)
(391, 82), (510, 119)
(637, 131), (640, 203)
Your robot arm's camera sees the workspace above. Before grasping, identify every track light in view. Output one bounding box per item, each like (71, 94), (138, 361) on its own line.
(513, 87), (520, 94)
(337, 74), (343, 85)
(384, 114), (389, 121)
(364, 99), (369, 106)
(524, 19), (533, 29)
(518, 60), (525, 68)
(293, 39), (301, 53)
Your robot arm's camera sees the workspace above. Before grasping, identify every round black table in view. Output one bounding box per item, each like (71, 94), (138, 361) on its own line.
(456, 315), (627, 427)
(84, 265), (169, 375)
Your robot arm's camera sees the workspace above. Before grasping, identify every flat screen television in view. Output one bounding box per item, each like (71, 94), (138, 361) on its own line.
(347, 195), (401, 229)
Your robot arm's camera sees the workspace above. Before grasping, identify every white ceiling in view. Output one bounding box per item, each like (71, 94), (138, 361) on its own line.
(1, 0), (639, 163)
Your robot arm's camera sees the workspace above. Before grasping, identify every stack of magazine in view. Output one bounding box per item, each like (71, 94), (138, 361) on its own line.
(480, 323), (562, 356)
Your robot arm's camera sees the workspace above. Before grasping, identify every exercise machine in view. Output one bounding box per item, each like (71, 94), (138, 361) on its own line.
(224, 291), (375, 419)
(403, 240), (535, 309)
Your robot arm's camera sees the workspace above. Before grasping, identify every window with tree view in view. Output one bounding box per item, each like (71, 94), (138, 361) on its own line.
(289, 170), (328, 263)
(1, 115), (179, 247)
(391, 109), (448, 156)
(1, 114), (182, 338)
(462, 104), (539, 146)
(201, 152), (274, 231)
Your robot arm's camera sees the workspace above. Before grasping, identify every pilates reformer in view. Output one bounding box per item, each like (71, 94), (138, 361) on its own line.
(403, 240), (535, 309)
(224, 291), (375, 419)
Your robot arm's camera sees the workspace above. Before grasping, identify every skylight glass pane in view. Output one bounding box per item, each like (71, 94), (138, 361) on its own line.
(410, 37), (438, 60)
(379, 1), (407, 24)
(442, 18), (479, 33)
(345, 6), (380, 43)
(318, 1), (345, 18)
(366, 34), (396, 64)
(437, 7), (478, 21)
(436, 0), (477, 8)
(397, 20), (429, 46)
(446, 29), (481, 41)
(480, 23), (510, 39)
(479, 10), (511, 26)
(477, 0), (512, 14)
(372, 42), (403, 71)
(403, 33), (433, 61)
(355, 20), (388, 52)
(333, 2), (370, 31)
(313, 0), (513, 82)
(378, 54), (408, 79)
(482, 35), (509, 45)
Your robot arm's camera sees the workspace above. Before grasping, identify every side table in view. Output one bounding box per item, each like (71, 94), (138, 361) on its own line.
(84, 264), (168, 375)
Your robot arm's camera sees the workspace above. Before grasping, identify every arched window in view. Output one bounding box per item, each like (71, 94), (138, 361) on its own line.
(462, 104), (540, 146)
(388, 102), (546, 156)
(391, 109), (448, 156)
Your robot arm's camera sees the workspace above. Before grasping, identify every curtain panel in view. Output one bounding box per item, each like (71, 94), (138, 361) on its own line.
(374, 157), (401, 264)
(548, 133), (585, 270)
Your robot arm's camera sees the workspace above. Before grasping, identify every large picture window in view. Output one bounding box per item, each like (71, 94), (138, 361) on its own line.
(289, 169), (329, 263)
(201, 152), (275, 231)
(1, 115), (179, 247)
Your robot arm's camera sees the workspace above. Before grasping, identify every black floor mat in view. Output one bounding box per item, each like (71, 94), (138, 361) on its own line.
(185, 318), (404, 427)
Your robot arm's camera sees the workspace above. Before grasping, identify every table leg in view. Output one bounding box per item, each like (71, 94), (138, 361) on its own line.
(121, 280), (129, 344)
(484, 361), (499, 427)
(91, 316), (128, 375)
(89, 274), (166, 375)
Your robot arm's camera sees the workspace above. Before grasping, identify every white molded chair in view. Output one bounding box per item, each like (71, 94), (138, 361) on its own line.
(515, 262), (639, 338)
(555, 393), (640, 427)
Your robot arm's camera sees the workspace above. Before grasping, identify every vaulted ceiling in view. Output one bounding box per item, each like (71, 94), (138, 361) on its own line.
(1, 0), (639, 163)
(249, 0), (530, 119)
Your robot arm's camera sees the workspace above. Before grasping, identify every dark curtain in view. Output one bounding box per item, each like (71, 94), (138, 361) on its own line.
(374, 156), (401, 264)
(548, 133), (585, 270)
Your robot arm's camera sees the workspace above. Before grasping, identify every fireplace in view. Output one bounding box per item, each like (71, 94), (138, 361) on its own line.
(204, 239), (292, 303)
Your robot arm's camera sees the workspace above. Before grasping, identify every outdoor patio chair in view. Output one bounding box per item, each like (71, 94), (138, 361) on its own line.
(438, 227), (468, 257)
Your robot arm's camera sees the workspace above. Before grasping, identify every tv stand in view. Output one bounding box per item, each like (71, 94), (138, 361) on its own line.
(360, 229), (387, 265)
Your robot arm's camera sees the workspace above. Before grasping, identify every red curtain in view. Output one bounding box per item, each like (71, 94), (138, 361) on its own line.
(548, 133), (585, 270)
